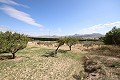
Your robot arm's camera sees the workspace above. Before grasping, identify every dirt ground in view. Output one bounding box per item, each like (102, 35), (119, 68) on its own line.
(27, 41), (99, 52)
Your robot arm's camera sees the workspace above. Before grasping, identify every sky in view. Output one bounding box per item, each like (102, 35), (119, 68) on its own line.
(0, 0), (120, 36)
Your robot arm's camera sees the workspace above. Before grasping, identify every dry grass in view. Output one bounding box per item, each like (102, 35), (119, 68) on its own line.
(84, 45), (120, 80)
(91, 45), (120, 58)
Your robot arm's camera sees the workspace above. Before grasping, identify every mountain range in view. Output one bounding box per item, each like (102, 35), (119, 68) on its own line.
(35, 33), (104, 39)
(71, 33), (104, 38)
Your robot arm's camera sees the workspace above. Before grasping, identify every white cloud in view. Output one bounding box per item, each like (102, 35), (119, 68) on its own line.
(0, 0), (29, 8)
(0, 5), (43, 27)
(79, 21), (120, 34)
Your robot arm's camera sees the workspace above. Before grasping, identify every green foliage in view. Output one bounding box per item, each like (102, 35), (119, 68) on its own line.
(54, 38), (65, 55)
(64, 37), (78, 50)
(83, 41), (93, 48)
(0, 31), (29, 59)
(57, 38), (65, 47)
(55, 37), (78, 53)
(103, 27), (120, 45)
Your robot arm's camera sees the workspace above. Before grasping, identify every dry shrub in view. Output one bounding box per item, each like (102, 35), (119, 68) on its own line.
(78, 56), (108, 80)
(93, 45), (120, 58)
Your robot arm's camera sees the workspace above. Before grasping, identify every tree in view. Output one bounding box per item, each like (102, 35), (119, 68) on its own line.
(54, 37), (78, 56)
(0, 32), (7, 53)
(65, 37), (78, 50)
(0, 31), (29, 59)
(103, 27), (120, 45)
(55, 38), (65, 55)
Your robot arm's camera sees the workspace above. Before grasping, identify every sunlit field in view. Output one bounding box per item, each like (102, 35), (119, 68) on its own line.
(0, 41), (120, 80)
(0, 43), (85, 80)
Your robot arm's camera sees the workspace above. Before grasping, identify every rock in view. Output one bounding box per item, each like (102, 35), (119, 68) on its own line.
(91, 73), (96, 76)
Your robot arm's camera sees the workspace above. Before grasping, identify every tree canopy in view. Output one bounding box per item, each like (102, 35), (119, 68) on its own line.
(0, 31), (29, 59)
(64, 37), (78, 50)
(103, 27), (120, 45)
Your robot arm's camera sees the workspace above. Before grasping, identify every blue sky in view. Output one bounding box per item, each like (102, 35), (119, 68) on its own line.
(0, 0), (120, 36)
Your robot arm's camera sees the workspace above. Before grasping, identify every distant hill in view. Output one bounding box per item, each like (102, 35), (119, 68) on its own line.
(30, 33), (104, 39)
(35, 35), (60, 38)
(72, 33), (104, 38)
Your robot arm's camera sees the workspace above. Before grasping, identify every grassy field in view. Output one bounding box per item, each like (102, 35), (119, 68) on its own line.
(0, 45), (85, 80)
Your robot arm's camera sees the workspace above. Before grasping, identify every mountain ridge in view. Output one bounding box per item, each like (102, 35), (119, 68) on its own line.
(31, 33), (104, 38)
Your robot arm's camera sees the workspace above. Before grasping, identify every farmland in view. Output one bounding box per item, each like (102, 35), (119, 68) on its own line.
(0, 42), (85, 80)
(0, 40), (120, 80)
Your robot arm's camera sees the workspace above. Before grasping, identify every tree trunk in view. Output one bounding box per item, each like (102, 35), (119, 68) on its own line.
(112, 38), (117, 45)
(69, 46), (71, 51)
(12, 53), (15, 59)
(55, 46), (60, 55)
